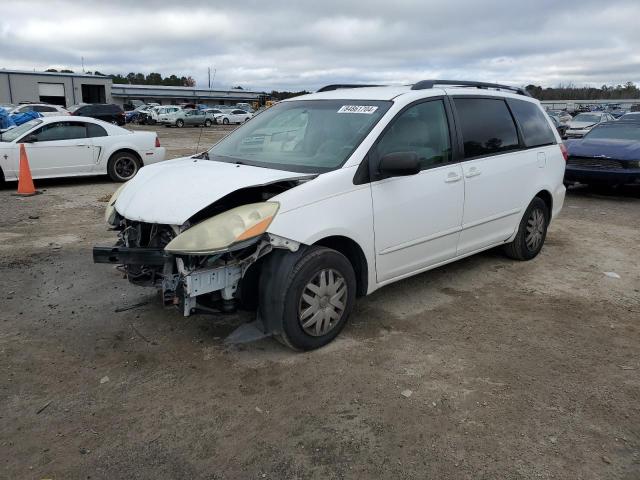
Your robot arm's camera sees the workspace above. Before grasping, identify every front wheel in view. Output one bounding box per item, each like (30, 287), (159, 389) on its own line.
(204, 119), (212, 127)
(259, 246), (356, 351)
(503, 197), (549, 260)
(176, 119), (184, 128)
(222, 117), (229, 125)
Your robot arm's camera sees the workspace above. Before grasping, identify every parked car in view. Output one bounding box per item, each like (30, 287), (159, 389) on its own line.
(9, 103), (69, 117)
(549, 115), (568, 138)
(201, 108), (227, 116)
(215, 109), (253, 125)
(68, 103), (126, 126)
(565, 112), (616, 138)
(158, 108), (215, 128)
(125, 104), (155, 123)
(0, 116), (165, 182)
(146, 105), (180, 125)
(94, 80), (566, 350)
(546, 109), (572, 124)
(617, 112), (640, 122)
(565, 121), (640, 187)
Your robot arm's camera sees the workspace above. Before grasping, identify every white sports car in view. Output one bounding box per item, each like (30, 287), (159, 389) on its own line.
(0, 116), (166, 182)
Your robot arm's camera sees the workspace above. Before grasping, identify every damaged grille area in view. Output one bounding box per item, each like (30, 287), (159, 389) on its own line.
(119, 221), (177, 285)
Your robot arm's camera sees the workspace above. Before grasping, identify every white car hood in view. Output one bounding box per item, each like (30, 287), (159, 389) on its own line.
(115, 157), (312, 225)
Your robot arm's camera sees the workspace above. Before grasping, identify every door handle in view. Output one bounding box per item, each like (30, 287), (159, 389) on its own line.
(76, 143), (88, 147)
(444, 172), (462, 183)
(465, 167), (481, 178)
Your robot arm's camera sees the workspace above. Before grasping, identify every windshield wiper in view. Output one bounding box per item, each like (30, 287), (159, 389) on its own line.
(193, 151), (210, 160)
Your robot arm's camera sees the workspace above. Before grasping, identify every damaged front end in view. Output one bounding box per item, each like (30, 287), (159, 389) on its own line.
(94, 178), (305, 317)
(94, 217), (299, 316)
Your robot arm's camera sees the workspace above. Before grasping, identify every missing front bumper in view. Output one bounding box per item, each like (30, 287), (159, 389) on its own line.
(93, 246), (170, 265)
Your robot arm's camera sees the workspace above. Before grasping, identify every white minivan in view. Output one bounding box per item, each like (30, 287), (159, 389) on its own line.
(94, 80), (566, 350)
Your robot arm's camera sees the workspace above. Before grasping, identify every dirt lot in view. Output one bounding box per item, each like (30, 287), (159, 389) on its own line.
(1, 125), (639, 479)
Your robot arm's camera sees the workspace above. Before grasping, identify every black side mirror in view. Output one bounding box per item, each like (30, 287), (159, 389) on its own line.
(378, 151), (420, 177)
(21, 134), (37, 143)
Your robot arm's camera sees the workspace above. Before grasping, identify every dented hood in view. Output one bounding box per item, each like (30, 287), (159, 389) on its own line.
(115, 157), (311, 224)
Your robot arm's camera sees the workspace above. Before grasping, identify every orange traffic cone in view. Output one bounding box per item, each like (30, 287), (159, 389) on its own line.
(15, 144), (38, 196)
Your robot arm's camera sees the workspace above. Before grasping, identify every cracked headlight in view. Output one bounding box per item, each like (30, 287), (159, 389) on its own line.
(165, 202), (279, 254)
(104, 182), (128, 225)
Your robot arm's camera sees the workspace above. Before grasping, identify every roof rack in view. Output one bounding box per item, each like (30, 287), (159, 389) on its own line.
(317, 84), (384, 92)
(411, 80), (530, 97)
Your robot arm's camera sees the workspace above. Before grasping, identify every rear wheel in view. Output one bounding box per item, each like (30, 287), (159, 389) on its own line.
(176, 119), (184, 128)
(259, 246), (356, 351)
(503, 197), (549, 260)
(107, 151), (141, 182)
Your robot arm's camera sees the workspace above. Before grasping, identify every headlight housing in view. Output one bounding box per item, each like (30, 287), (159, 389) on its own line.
(104, 182), (128, 225)
(165, 202), (279, 254)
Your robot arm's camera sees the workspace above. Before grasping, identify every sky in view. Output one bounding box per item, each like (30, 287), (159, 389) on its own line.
(1, 0), (639, 92)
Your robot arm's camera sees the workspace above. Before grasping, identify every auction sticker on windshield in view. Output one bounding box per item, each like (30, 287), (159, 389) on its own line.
(337, 105), (379, 114)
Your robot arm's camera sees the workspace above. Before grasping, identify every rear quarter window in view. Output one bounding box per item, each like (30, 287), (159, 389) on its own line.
(508, 99), (556, 147)
(87, 123), (108, 137)
(453, 98), (520, 158)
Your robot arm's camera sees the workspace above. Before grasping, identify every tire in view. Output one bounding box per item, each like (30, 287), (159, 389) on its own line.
(244, 117), (250, 122)
(222, 117), (229, 125)
(204, 119), (212, 127)
(107, 151), (141, 182)
(503, 197), (549, 260)
(259, 246), (356, 351)
(176, 119), (184, 128)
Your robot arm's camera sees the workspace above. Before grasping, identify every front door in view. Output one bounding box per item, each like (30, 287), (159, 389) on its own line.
(19, 121), (95, 177)
(370, 99), (464, 283)
(0, 143), (18, 180)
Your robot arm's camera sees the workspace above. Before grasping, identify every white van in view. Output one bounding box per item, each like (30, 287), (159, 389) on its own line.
(95, 80), (566, 350)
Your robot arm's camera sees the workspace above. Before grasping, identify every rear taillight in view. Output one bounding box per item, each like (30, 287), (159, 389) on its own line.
(155, 136), (160, 148)
(559, 143), (568, 162)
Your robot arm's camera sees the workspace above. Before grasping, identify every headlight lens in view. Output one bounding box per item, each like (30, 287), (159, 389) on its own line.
(165, 202), (279, 254)
(104, 182), (128, 225)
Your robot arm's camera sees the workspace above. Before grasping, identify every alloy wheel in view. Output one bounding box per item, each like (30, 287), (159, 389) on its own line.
(114, 156), (137, 180)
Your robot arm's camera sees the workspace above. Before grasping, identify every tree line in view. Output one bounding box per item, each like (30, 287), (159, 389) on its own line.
(44, 69), (196, 87)
(525, 82), (640, 101)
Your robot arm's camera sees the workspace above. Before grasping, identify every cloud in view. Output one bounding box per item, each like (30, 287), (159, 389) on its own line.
(1, 0), (639, 91)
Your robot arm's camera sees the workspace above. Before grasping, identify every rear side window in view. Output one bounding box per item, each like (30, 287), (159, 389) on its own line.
(453, 98), (519, 158)
(509, 99), (556, 147)
(87, 123), (108, 137)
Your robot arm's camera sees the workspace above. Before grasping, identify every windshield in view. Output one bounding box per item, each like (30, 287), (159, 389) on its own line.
(208, 99), (391, 173)
(0, 119), (42, 142)
(586, 124), (640, 141)
(573, 113), (601, 123)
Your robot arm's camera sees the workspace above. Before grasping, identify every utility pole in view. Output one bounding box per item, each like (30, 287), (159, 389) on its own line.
(208, 67), (211, 88)
(81, 56), (85, 73)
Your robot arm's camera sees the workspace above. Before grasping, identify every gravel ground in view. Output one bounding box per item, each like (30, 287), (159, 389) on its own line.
(1, 125), (639, 479)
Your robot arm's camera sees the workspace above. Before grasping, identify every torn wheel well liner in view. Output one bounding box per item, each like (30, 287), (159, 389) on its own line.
(313, 236), (368, 297)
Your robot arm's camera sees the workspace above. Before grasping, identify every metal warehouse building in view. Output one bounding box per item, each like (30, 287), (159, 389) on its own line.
(0, 69), (112, 107)
(110, 84), (267, 108)
(0, 69), (268, 109)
